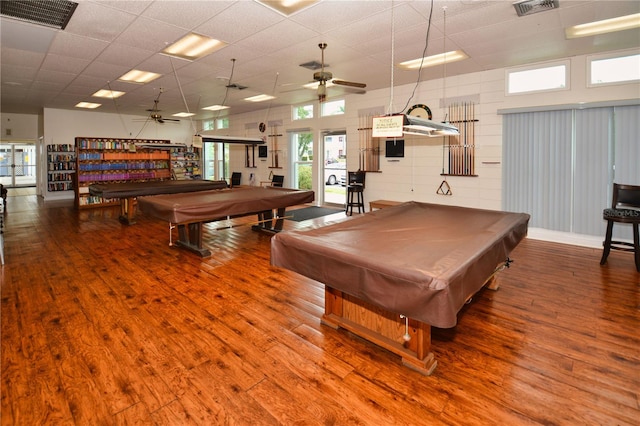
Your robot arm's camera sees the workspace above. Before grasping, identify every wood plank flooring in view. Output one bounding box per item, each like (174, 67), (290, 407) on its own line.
(1, 193), (638, 425)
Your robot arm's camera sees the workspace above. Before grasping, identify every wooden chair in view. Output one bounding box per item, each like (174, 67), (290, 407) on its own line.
(230, 172), (241, 188)
(600, 183), (640, 272)
(345, 171), (365, 216)
(271, 175), (284, 187)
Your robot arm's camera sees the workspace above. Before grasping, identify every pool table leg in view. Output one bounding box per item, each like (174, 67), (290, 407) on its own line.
(175, 222), (211, 257)
(119, 197), (137, 225)
(322, 287), (437, 376)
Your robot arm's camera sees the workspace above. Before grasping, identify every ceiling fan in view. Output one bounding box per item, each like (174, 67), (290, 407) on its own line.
(142, 89), (180, 124)
(313, 43), (366, 102)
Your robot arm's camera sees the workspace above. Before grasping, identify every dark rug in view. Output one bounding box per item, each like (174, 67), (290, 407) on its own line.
(286, 206), (343, 222)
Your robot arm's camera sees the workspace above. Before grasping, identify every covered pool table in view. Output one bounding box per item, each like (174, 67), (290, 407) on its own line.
(271, 201), (529, 375)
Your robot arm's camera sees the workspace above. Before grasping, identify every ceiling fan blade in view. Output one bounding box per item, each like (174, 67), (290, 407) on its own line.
(332, 79), (366, 89)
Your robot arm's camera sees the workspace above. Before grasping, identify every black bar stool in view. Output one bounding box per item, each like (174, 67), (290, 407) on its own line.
(345, 171), (365, 216)
(600, 183), (640, 272)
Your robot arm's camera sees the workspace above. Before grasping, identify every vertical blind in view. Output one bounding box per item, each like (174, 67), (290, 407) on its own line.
(503, 104), (639, 238)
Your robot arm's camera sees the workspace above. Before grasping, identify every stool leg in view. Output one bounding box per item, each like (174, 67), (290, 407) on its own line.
(600, 220), (614, 265)
(633, 223), (639, 273)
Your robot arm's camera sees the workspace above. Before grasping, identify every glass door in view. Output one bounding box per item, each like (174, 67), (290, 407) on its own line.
(290, 131), (313, 190)
(202, 142), (227, 181)
(0, 142), (37, 187)
(322, 132), (346, 205)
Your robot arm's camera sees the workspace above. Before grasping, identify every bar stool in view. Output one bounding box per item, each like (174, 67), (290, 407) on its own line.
(345, 171), (365, 216)
(600, 183), (640, 272)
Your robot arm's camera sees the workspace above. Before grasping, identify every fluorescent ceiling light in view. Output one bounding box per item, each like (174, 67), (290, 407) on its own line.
(244, 94), (276, 102)
(256, 0), (319, 17)
(565, 13), (640, 39)
(161, 33), (227, 61)
(75, 102), (101, 109)
(398, 50), (469, 70)
(118, 69), (161, 84)
(173, 112), (195, 118)
(202, 104), (230, 111)
(92, 89), (125, 99)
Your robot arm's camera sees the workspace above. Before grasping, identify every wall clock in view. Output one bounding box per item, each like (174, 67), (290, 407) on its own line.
(407, 104), (432, 120)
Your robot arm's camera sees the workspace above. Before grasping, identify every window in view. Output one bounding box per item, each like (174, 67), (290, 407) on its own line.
(216, 117), (229, 129)
(321, 99), (345, 116)
(506, 61), (568, 95)
(202, 119), (214, 131)
(293, 104), (313, 120)
(589, 52), (640, 87)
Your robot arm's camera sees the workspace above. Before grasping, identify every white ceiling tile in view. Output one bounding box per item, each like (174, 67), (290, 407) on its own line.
(64, 2), (137, 42)
(41, 54), (92, 74)
(139, 0), (234, 30)
(48, 32), (110, 60)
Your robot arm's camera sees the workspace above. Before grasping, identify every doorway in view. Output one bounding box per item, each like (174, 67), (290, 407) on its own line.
(322, 131), (346, 206)
(0, 142), (37, 187)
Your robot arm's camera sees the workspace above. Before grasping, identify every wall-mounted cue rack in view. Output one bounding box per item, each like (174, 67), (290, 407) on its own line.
(268, 125), (283, 169)
(442, 102), (478, 177)
(357, 114), (380, 172)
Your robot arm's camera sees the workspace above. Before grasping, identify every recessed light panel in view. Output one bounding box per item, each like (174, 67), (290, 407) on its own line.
(162, 33), (227, 61)
(202, 105), (230, 111)
(92, 89), (125, 99)
(244, 94), (276, 102)
(256, 0), (319, 17)
(75, 102), (101, 109)
(398, 51), (468, 70)
(565, 13), (640, 39)
(118, 70), (161, 84)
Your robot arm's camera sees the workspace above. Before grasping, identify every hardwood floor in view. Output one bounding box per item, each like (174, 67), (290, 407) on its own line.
(1, 193), (638, 425)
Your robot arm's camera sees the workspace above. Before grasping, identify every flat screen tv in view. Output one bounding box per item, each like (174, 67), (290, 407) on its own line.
(385, 139), (404, 158)
(258, 145), (268, 158)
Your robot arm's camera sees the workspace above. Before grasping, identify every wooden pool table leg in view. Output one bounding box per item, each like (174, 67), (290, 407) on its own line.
(322, 287), (437, 376)
(175, 222), (211, 257)
(119, 197), (137, 225)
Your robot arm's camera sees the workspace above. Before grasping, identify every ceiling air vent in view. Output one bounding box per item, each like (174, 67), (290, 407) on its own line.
(513, 0), (559, 17)
(1, 0), (78, 30)
(299, 60), (326, 71)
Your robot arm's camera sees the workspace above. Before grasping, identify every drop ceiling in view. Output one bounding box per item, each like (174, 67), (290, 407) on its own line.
(1, 0), (638, 120)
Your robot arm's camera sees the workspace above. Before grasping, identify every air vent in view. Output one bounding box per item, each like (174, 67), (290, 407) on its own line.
(299, 60), (327, 71)
(226, 83), (248, 90)
(1, 0), (78, 29)
(513, 0), (559, 17)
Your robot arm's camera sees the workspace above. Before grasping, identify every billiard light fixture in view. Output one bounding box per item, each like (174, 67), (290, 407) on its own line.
(565, 13), (640, 39)
(161, 33), (227, 61)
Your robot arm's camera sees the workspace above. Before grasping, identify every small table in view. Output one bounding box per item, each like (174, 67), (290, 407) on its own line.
(369, 199), (402, 211)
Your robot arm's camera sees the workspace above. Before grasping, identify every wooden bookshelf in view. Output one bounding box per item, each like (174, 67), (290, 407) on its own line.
(75, 137), (172, 209)
(170, 146), (201, 180)
(47, 144), (76, 193)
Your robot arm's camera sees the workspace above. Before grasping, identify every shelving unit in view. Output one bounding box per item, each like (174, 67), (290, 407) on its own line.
(75, 137), (172, 208)
(170, 146), (201, 180)
(47, 144), (76, 192)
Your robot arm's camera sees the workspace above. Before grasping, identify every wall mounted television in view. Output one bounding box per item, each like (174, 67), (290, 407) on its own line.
(385, 139), (404, 158)
(258, 145), (268, 158)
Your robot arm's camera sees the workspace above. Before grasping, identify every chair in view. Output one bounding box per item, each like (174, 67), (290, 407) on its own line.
(230, 172), (241, 188)
(271, 175), (284, 187)
(600, 183), (640, 272)
(0, 184), (6, 207)
(345, 171), (365, 216)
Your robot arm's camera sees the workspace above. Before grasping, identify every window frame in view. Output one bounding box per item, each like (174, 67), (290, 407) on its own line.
(587, 50), (640, 88)
(505, 60), (570, 96)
